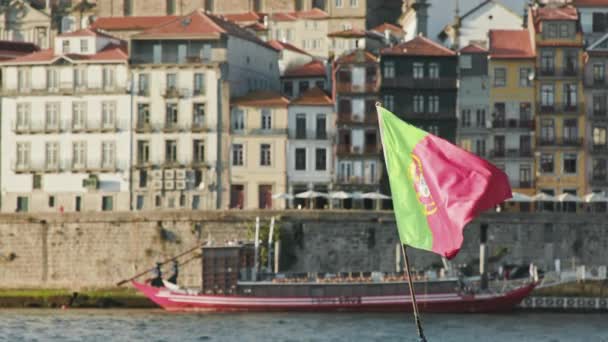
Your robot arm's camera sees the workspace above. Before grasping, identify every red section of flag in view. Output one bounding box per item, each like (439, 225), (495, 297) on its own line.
(413, 135), (512, 259)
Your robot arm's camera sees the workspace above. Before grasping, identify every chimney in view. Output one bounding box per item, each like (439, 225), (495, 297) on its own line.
(412, 0), (430, 37)
(263, 15), (268, 28)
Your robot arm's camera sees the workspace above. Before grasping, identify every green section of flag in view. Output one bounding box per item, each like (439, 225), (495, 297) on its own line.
(377, 106), (433, 251)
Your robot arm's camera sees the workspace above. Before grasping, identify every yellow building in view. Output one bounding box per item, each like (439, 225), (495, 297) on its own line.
(488, 29), (537, 196)
(230, 91), (289, 209)
(530, 5), (587, 200)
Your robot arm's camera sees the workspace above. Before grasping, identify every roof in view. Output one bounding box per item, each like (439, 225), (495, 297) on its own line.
(460, 43), (488, 54)
(267, 40), (310, 56)
(232, 90), (290, 107)
(133, 10), (278, 51)
(91, 16), (178, 31)
(381, 36), (456, 56)
(283, 60), (326, 78)
(294, 8), (329, 19)
(222, 12), (262, 23)
(573, 0), (608, 7)
(0, 40), (39, 58)
(489, 30), (535, 59)
(290, 87), (333, 106)
(245, 22), (268, 31)
(3, 43), (128, 65)
(460, 0), (520, 21)
(327, 29), (383, 40)
(58, 28), (119, 40)
(587, 32), (608, 51)
(336, 49), (378, 64)
(371, 23), (405, 36)
(534, 6), (578, 22)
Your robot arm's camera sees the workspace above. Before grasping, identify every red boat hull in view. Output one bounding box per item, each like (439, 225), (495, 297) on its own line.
(132, 281), (536, 313)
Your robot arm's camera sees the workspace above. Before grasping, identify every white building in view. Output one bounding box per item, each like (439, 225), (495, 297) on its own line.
(267, 40), (313, 76)
(576, 0), (608, 45)
(281, 60), (328, 99)
(0, 28), (130, 212)
(287, 87), (335, 209)
(129, 9), (280, 210)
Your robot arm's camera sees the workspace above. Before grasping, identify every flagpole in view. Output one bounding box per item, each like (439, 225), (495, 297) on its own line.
(401, 244), (428, 342)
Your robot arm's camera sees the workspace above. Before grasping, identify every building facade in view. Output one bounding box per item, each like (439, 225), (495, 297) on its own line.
(576, 0), (608, 45)
(530, 5), (587, 198)
(488, 29), (536, 196)
(333, 50), (382, 208)
(457, 43), (490, 159)
(0, 0), (52, 49)
(0, 29), (129, 212)
(287, 87), (334, 208)
(380, 36), (458, 142)
(281, 60), (328, 99)
(230, 91), (289, 210)
(129, 10), (280, 211)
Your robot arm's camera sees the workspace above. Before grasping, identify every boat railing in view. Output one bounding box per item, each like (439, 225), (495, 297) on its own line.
(244, 271), (459, 285)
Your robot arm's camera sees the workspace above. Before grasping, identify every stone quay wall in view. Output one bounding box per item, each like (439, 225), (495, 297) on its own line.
(0, 211), (606, 289)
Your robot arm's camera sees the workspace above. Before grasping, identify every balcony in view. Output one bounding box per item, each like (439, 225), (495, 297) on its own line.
(584, 78), (606, 89)
(136, 88), (150, 96)
(163, 87), (182, 98)
(68, 160), (122, 173)
(536, 102), (582, 115)
(12, 160), (65, 174)
(135, 122), (154, 133)
(590, 174), (608, 187)
(491, 119), (534, 129)
(163, 121), (181, 133)
(337, 113), (378, 125)
(12, 121), (65, 134)
(335, 82), (379, 94)
(517, 180), (533, 189)
(381, 77), (457, 89)
(489, 149), (533, 158)
(336, 144), (381, 155)
(536, 137), (584, 147)
(290, 130), (330, 140)
(590, 144), (608, 154)
(536, 67), (582, 78)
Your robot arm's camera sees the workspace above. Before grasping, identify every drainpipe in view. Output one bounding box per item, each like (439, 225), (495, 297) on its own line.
(215, 66), (224, 209)
(128, 71), (134, 211)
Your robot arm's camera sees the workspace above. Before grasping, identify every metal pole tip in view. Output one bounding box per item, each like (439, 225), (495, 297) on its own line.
(375, 102), (382, 107)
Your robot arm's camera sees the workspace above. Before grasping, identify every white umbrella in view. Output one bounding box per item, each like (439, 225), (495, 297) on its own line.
(361, 192), (391, 200)
(532, 192), (557, 202)
(507, 192), (533, 203)
(329, 191), (352, 199)
(557, 193), (583, 203)
(350, 191), (364, 199)
(584, 192), (608, 203)
(295, 190), (328, 199)
(272, 193), (293, 200)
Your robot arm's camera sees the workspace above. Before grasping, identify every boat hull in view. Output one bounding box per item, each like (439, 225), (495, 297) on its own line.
(132, 281), (536, 313)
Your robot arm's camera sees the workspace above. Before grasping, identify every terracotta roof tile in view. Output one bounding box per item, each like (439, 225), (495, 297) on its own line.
(245, 22), (268, 31)
(267, 40), (310, 56)
(371, 23), (405, 35)
(232, 90), (290, 107)
(269, 12), (297, 21)
(294, 8), (329, 19)
(460, 43), (488, 54)
(489, 30), (535, 59)
(91, 16), (178, 31)
(534, 6), (578, 22)
(3, 44), (128, 65)
(222, 12), (261, 23)
(327, 29), (383, 39)
(291, 87), (333, 106)
(573, 0), (608, 7)
(336, 49), (378, 64)
(381, 36), (456, 56)
(58, 28), (118, 40)
(283, 60), (326, 78)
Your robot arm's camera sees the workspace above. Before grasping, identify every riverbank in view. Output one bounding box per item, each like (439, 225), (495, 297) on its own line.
(0, 281), (606, 310)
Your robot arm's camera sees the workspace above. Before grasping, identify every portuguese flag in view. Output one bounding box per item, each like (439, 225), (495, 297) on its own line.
(377, 106), (512, 259)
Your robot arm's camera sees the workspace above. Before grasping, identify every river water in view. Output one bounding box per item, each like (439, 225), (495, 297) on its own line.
(0, 309), (606, 342)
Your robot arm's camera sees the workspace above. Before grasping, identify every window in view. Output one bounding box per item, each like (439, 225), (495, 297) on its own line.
(72, 141), (86, 168)
(383, 61), (395, 78)
(102, 101), (116, 129)
(45, 142), (59, 169)
(413, 63), (424, 79)
(460, 55), (472, 69)
(62, 40), (70, 53)
(45, 103), (59, 129)
(563, 153), (577, 174)
(563, 119), (578, 142)
(165, 140), (177, 163)
(80, 39), (88, 53)
(193, 103), (205, 128)
(33, 174), (42, 190)
(261, 109), (272, 130)
(593, 64), (605, 84)
(476, 109), (486, 128)
(102, 141), (115, 168)
(283, 81), (293, 97)
(520, 103), (531, 122)
(46, 69), (58, 89)
(540, 153), (554, 173)
(232, 144), (244, 166)
(166, 0), (175, 14)
(166, 73), (177, 91)
(155, 195), (162, 208)
(295, 148), (306, 170)
(350, 0), (358, 7)
(137, 140), (149, 164)
(73, 67), (86, 88)
(564, 84), (577, 108)
(383, 95), (394, 111)
(541, 84), (554, 106)
(137, 103), (150, 129)
(540, 50), (554, 74)
(461, 109), (471, 127)
(593, 159), (607, 179)
(16, 103), (30, 129)
(260, 144), (271, 166)
(16, 197), (28, 212)
(519, 68), (532, 87)
(123, 0), (132, 16)
(296, 114), (306, 139)
(593, 95), (607, 116)
(546, 23), (558, 38)
(192, 195), (200, 209)
(166, 103), (178, 129)
(428, 63), (439, 79)
(136, 195), (144, 210)
(232, 109), (245, 131)
(194, 73), (204, 95)
(475, 139), (486, 156)
(428, 125), (439, 135)
(564, 50), (577, 74)
(17, 68), (30, 90)
(315, 80), (325, 89)
(428, 96), (439, 113)
(72, 102), (86, 130)
(102, 196), (113, 211)
(593, 127), (607, 148)
(139, 170), (147, 188)
(193, 140), (205, 163)
(314, 148), (327, 171)
(413, 95), (424, 113)
(299, 81), (309, 93)
(519, 166), (532, 188)
(335, 0), (343, 7)
(16, 142), (30, 168)
(316, 114), (327, 139)
(494, 68), (506, 87)
(102, 67), (115, 89)
(138, 74), (149, 95)
(540, 119), (555, 143)
(593, 12), (606, 33)
(48, 195), (55, 208)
